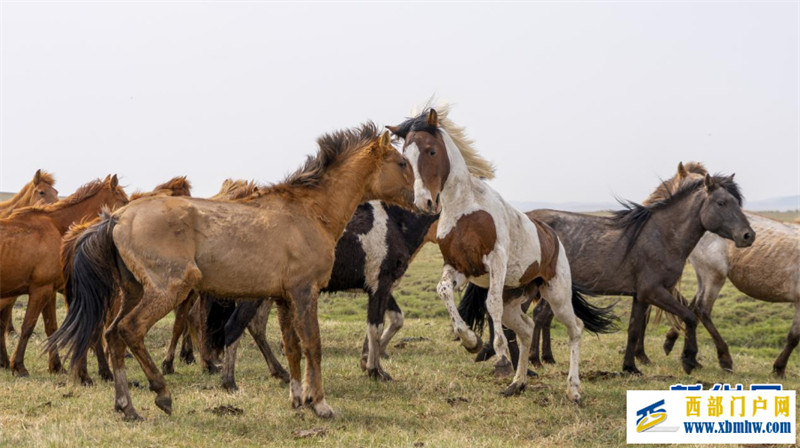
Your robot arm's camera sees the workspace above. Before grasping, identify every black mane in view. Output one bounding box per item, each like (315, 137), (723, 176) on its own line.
(391, 109), (439, 139)
(284, 122), (379, 188)
(611, 174), (743, 254)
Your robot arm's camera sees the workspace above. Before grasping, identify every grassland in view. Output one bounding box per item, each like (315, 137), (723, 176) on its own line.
(1, 237), (799, 447)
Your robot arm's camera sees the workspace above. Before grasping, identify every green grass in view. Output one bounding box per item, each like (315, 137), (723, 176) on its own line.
(1, 244), (799, 447)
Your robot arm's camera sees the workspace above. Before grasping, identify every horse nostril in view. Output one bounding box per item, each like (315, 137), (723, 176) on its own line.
(743, 232), (751, 241)
(427, 199), (433, 209)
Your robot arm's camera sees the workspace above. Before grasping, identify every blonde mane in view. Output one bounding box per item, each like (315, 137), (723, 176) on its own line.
(9, 177), (125, 218)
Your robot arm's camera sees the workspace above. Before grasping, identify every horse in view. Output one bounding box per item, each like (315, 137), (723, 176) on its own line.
(48, 123), (416, 420)
(636, 163), (800, 376)
(200, 200), (439, 391)
(519, 164), (754, 375)
(63, 176), (194, 385)
(1, 169), (59, 336)
(387, 106), (616, 401)
(0, 169), (59, 218)
(0, 175), (128, 377)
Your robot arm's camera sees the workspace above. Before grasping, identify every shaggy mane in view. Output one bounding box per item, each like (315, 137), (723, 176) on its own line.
(130, 176), (192, 200)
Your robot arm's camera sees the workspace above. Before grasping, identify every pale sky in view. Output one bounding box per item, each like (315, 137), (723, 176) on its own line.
(1, 2), (798, 205)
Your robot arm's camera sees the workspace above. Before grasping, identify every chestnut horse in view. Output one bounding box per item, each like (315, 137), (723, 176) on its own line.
(388, 106), (615, 401)
(636, 163), (800, 376)
(64, 176), (194, 385)
(1, 169), (60, 335)
(0, 175), (128, 376)
(49, 124), (415, 420)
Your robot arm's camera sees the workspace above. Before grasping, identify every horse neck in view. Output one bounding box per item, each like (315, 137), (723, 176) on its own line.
(46, 193), (110, 234)
(0, 184), (34, 213)
(438, 131), (476, 216)
(648, 190), (708, 258)
(306, 153), (378, 240)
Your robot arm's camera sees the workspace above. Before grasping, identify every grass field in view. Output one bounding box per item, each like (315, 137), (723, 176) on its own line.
(1, 225), (799, 447)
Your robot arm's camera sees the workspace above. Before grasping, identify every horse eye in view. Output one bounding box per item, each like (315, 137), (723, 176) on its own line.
(38, 191), (45, 196)
(429, 149), (436, 156)
(399, 161), (407, 169)
(717, 200), (726, 206)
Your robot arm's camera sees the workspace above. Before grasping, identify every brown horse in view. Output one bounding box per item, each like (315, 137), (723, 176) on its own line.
(49, 124), (415, 420)
(1, 169), (60, 335)
(64, 176), (193, 385)
(0, 175), (128, 376)
(0, 169), (59, 218)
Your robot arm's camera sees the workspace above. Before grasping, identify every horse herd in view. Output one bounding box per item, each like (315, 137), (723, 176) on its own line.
(0, 105), (797, 422)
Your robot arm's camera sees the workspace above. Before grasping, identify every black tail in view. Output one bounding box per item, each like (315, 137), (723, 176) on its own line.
(570, 286), (619, 334)
(223, 300), (262, 347)
(203, 294), (237, 354)
(457, 283), (489, 334)
(46, 211), (119, 367)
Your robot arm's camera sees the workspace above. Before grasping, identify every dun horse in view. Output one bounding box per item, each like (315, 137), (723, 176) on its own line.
(48, 124), (415, 420)
(0, 175), (128, 376)
(388, 106), (615, 401)
(516, 165), (754, 375)
(201, 200), (439, 391)
(637, 163), (800, 376)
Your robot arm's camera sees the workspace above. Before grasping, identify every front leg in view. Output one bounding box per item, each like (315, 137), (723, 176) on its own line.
(436, 265), (479, 352)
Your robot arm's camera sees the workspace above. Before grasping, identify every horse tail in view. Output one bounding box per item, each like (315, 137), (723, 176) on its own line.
(457, 283), (489, 334)
(202, 295), (237, 354)
(571, 285), (619, 334)
(47, 210), (119, 367)
(223, 300), (262, 347)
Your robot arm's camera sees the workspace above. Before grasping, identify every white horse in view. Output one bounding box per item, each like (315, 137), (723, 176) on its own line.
(388, 106), (615, 400)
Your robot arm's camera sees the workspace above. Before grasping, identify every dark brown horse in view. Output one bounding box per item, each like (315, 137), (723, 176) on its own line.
(49, 124), (416, 420)
(0, 175), (128, 376)
(522, 171), (754, 374)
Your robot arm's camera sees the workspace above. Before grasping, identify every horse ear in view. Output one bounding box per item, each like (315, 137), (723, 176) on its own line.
(33, 169), (41, 184)
(379, 131), (392, 148)
(677, 162), (688, 179)
(729, 173), (736, 181)
(110, 174), (119, 188)
(427, 109), (439, 127)
(385, 125), (400, 135)
(703, 173), (717, 191)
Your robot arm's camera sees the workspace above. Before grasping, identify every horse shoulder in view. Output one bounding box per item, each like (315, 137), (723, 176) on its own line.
(437, 209), (497, 278)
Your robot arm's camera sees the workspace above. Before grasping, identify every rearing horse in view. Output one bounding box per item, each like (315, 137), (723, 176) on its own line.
(388, 106), (615, 401)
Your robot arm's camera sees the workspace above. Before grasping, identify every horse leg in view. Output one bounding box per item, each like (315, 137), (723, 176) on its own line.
(0, 299), (13, 369)
(162, 299), (192, 375)
(540, 259), (583, 403)
(180, 292), (198, 365)
(291, 287), (333, 418)
(361, 281), (393, 381)
(95, 337), (113, 381)
(622, 298), (648, 374)
(5, 304), (15, 336)
(10, 285), (53, 377)
(248, 299), (289, 383)
(642, 286), (699, 374)
(501, 302), (533, 396)
(532, 300), (556, 366)
(633, 299), (651, 365)
(106, 287), (141, 420)
(436, 265), (478, 352)
(275, 300), (303, 409)
(378, 294), (403, 359)
(689, 273), (730, 370)
(484, 257), (513, 379)
(773, 303), (800, 377)
(220, 337), (241, 392)
(41, 296), (64, 374)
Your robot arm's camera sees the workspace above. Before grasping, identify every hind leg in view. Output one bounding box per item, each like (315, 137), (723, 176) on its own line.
(378, 295), (403, 358)
(0, 298), (14, 369)
(41, 297), (64, 374)
(162, 298), (193, 375)
(638, 286), (699, 374)
(623, 298), (648, 374)
(530, 300), (555, 367)
(248, 299), (289, 383)
(10, 285), (53, 377)
(275, 300), (303, 409)
(106, 288), (142, 420)
(501, 302), (533, 396)
(220, 337), (241, 392)
(633, 298), (651, 365)
(773, 303), (800, 377)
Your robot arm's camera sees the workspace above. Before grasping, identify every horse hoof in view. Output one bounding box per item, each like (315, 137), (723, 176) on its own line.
(367, 368), (393, 382)
(311, 399), (334, 419)
(465, 335), (484, 354)
(623, 365), (643, 376)
(380, 351), (390, 360)
(567, 388), (581, 404)
(291, 396), (302, 409)
(681, 357), (701, 374)
(494, 358), (513, 378)
(272, 369), (291, 384)
(529, 358), (543, 369)
(99, 370), (114, 382)
(359, 357), (368, 372)
(542, 356), (556, 365)
(180, 350), (195, 365)
(123, 411), (144, 422)
(204, 363), (221, 375)
(635, 354), (651, 365)
(502, 382), (526, 397)
(773, 366), (786, 378)
(155, 396), (172, 415)
(719, 358), (733, 372)
(11, 365), (29, 378)
(161, 360), (175, 375)
(222, 381), (239, 393)
(663, 338), (676, 356)
(474, 343), (495, 362)
(80, 376), (95, 387)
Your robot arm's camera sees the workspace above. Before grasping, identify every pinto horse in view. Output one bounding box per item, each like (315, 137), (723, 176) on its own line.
(388, 106), (615, 401)
(525, 165), (754, 375)
(0, 175), (128, 376)
(1, 169), (59, 336)
(634, 163), (800, 376)
(48, 124), (415, 420)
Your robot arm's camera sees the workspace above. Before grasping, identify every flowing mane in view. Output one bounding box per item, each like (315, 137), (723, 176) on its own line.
(214, 179), (261, 200)
(612, 174), (743, 254)
(130, 176), (192, 200)
(644, 162), (708, 205)
(36, 170), (56, 187)
(9, 178), (127, 218)
(250, 122), (381, 198)
(393, 105), (495, 180)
